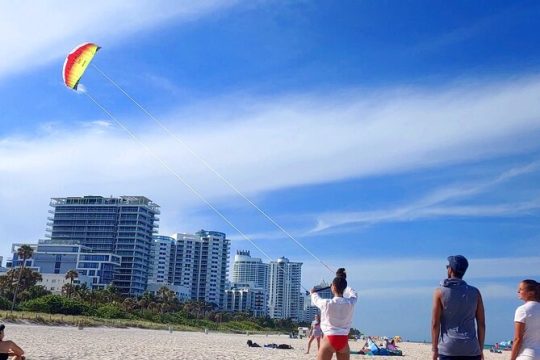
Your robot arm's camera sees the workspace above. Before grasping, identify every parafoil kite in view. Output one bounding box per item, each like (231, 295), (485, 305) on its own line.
(63, 43), (100, 90)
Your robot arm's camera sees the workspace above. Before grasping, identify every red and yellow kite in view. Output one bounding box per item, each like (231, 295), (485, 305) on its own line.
(63, 43), (100, 90)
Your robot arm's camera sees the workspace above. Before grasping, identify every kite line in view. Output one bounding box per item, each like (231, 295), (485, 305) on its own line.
(64, 43), (335, 292)
(84, 90), (311, 292)
(90, 63), (334, 275)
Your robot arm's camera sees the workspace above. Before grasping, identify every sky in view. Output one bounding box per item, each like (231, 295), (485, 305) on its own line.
(1, 0), (540, 343)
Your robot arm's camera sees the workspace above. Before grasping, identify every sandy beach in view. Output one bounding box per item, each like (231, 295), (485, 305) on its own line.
(2, 324), (510, 359)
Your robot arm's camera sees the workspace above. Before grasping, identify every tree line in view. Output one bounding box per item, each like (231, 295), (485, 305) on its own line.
(0, 245), (299, 332)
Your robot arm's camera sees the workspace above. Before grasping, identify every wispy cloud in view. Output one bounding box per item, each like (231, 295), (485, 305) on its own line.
(0, 1), (237, 80)
(314, 161), (540, 232)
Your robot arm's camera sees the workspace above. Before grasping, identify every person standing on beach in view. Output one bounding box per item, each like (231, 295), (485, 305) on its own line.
(431, 255), (485, 360)
(305, 314), (323, 354)
(510, 279), (540, 360)
(0, 324), (25, 360)
(311, 268), (358, 360)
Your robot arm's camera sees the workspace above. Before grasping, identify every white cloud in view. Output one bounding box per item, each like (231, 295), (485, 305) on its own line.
(2, 76), (540, 256)
(0, 0), (236, 80)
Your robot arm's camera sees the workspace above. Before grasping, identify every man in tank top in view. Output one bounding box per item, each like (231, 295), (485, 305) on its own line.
(431, 255), (486, 360)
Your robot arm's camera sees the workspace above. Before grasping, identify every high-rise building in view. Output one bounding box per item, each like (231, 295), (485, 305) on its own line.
(231, 250), (268, 290)
(170, 230), (230, 307)
(268, 256), (302, 320)
(229, 250), (269, 316)
(148, 235), (175, 285)
(45, 196), (160, 296)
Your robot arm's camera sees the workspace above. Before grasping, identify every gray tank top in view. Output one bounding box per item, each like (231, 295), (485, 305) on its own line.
(438, 278), (481, 356)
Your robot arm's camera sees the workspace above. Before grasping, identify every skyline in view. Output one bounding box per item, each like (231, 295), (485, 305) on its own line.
(1, 1), (540, 342)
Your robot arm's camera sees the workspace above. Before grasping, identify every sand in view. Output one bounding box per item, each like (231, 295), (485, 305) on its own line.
(3, 324), (510, 359)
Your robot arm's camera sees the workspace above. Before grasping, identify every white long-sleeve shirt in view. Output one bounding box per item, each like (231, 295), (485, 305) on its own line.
(311, 286), (358, 335)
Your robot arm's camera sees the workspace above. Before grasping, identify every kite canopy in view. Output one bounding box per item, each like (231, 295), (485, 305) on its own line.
(63, 43), (100, 90)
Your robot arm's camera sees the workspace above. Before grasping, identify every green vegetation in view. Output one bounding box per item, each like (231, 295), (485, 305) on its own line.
(0, 264), (300, 334)
(19, 295), (91, 315)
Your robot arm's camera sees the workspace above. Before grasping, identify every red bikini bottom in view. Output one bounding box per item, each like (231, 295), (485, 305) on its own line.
(326, 335), (349, 351)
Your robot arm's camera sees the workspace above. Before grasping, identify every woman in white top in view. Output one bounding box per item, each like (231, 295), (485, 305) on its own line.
(311, 268), (358, 360)
(511, 279), (540, 360)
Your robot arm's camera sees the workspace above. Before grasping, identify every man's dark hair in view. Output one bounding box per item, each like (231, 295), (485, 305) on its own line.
(448, 255), (468, 279)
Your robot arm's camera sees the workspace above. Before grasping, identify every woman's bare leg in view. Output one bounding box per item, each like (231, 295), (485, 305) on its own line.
(335, 343), (350, 360)
(317, 337), (335, 360)
(316, 337), (321, 350)
(306, 336), (314, 354)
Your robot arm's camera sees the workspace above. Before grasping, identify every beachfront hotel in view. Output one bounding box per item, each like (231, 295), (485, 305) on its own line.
(268, 256), (303, 320)
(147, 235), (191, 301)
(45, 196), (160, 296)
(231, 250), (269, 290)
(223, 284), (267, 317)
(170, 230), (230, 307)
(224, 250), (269, 316)
(148, 235), (175, 285)
(7, 242), (121, 291)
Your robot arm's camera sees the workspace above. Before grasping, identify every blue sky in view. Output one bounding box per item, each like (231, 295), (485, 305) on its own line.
(1, 0), (540, 343)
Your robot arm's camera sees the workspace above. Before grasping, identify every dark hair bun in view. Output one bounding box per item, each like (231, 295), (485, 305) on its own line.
(336, 268), (346, 279)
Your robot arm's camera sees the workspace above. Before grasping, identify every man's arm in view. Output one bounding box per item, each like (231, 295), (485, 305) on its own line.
(475, 291), (486, 357)
(431, 289), (442, 360)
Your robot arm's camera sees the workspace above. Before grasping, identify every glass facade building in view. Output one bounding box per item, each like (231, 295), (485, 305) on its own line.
(7, 243), (121, 289)
(45, 196), (159, 296)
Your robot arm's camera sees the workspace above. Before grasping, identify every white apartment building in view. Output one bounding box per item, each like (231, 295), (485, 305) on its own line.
(229, 250), (269, 316)
(231, 250), (268, 290)
(148, 235), (175, 284)
(170, 230), (230, 308)
(146, 282), (190, 302)
(223, 283), (266, 317)
(39, 273), (93, 294)
(268, 256), (302, 320)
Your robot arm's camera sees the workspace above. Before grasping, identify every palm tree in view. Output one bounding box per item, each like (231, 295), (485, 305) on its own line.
(64, 270), (79, 298)
(65, 269), (78, 284)
(74, 283), (90, 301)
(11, 244), (34, 311)
(157, 286), (180, 313)
(122, 297), (137, 312)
